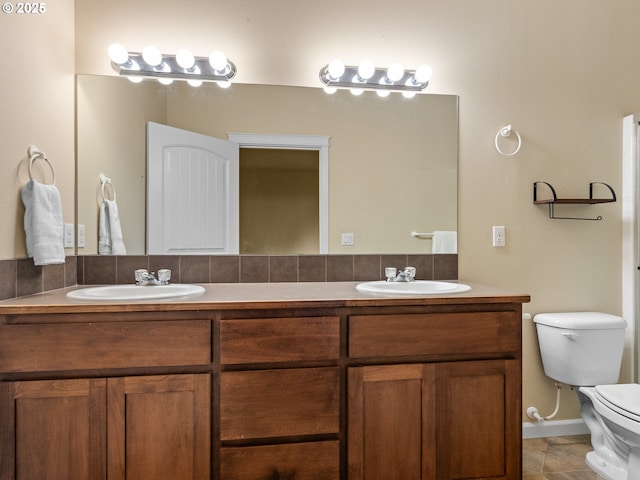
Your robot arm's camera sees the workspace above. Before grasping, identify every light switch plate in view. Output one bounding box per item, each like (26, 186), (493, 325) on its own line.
(341, 233), (354, 246)
(63, 223), (74, 248)
(492, 226), (506, 247)
(77, 224), (85, 248)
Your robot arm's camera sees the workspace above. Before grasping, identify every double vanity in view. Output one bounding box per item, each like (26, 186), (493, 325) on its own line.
(0, 280), (528, 480)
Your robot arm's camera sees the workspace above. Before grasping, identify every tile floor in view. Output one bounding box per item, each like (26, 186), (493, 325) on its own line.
(523, 435), (605, 479)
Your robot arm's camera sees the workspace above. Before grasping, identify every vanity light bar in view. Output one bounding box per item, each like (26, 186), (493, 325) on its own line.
(108, 44), (236, 86)
(319, 60), (432, 96)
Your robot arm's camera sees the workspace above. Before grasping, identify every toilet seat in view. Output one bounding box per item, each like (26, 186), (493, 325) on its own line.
(594, 384), (640, 423)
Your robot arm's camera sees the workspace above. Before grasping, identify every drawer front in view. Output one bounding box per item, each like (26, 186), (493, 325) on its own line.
(349, 312), (520, 359)
(220, 441), (340, 480)
(220, 316), (340, 365)
(0, 320), (211, 373)
(220, 367), (340, 440)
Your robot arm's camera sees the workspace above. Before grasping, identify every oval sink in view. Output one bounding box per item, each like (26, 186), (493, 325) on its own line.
(356, 280), (471, 295)
(67, 284), (205, 301)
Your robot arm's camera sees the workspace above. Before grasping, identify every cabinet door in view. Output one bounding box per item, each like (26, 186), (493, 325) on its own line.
(348, 364), (437, 480)
(437, 360), (520, 480)
(0, 378), (107, 480)
(107, 374), (210, 480)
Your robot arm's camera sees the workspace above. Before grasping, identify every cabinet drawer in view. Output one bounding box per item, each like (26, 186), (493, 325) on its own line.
(220, 367), (340, 440)
(220, 316), (339, 365)
(349, 312), (520, 359)
(0, 320), (211, 373)
(220, 441), (340, 480)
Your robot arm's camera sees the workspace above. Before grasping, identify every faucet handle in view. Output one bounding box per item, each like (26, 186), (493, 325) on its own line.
(157, 269), (171, 284)
(404, 266), (416, 280)
(384, 267), (397, 281)
(135, 269), (149, 284)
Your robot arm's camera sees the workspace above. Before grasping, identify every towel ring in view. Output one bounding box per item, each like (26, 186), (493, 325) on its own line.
(494, 125), (522, 156)
(100, 174), (116, 202)
(27, 145), (56, 184)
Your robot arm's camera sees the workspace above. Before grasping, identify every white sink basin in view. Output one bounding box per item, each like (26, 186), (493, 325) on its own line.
(66, 284), (205, 301)
(356, 280), (471, 295)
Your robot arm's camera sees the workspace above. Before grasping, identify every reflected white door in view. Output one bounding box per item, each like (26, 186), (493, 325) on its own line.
(147, 122), (239, 254)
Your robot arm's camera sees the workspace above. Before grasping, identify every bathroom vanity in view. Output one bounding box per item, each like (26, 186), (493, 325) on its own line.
(0, 282), (528, 480)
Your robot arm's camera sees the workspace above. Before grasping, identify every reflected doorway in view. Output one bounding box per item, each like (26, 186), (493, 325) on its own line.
(240, 148), (319, 254)
(228, 133), (330, 254)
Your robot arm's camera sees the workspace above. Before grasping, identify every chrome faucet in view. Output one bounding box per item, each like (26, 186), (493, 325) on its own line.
(135, 269), (171, 286)
(385, 266), (416, 282)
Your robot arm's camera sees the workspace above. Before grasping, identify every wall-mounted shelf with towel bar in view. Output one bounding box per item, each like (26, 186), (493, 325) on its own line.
(533, 181), (616, 221)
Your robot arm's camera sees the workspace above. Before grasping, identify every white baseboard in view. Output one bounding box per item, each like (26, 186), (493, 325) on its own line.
(523, 419), (589, 439)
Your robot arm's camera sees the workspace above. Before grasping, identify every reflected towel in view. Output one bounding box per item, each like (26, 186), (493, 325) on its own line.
(432, 231), (457, 254)
(21, 179), (65, 265)
(99, 199), (126, 255)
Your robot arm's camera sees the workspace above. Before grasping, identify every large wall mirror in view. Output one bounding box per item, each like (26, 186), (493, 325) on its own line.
(77, 74), (458, 255)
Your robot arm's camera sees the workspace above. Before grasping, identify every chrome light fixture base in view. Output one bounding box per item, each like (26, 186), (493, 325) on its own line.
(109, 45), (236, 84)
(319, 62), (430, 94)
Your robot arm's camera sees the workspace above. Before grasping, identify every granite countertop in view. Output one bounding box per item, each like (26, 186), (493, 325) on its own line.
(0, 281), (530, 315)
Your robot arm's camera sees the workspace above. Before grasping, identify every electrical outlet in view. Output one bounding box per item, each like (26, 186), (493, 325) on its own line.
(492, 226), (506, 247)
(63, 223), (74, 248)
(341, 233), (355, 246)
(77, 224), (85, 248)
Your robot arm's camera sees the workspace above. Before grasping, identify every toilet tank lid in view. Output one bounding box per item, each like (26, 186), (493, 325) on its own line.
(533, 312), (627, 329)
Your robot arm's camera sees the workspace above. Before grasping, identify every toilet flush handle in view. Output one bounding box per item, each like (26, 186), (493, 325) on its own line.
(561, 332), (578, 341)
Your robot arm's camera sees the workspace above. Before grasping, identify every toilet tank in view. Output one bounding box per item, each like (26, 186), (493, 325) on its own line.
(533, 312), (627, 386)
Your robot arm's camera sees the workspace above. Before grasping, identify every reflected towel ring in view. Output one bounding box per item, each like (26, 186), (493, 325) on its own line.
(494, 125), (522, 156)
(100, 174), (117, 202)
(27, 145), (56, 184)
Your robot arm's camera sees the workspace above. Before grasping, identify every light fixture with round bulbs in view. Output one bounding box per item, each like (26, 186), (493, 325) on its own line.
(108, 44), (237, 85)
(319, 60), (432, 97)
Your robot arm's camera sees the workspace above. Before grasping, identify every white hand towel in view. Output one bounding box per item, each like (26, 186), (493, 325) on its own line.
(99, 199), (126, 255)
(432, 231), (457, 254)
(21, 179), (65, 265)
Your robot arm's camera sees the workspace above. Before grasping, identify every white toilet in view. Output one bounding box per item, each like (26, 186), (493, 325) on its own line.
(534, 312), (640, 480)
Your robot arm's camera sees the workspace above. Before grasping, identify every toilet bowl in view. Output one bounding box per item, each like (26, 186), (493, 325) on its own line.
(579, 385), (640, 480)
(534, 312), (640, 480)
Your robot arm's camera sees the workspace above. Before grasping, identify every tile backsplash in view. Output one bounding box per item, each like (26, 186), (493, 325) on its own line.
(0, 254), (457, 300)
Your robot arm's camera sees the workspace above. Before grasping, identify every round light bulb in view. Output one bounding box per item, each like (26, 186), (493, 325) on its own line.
(142, 46), (163, 67)
(376, 89), (391, 98)
(357, 60), (375, 80)
(402, 91), (416, 99)
(128, 76), (143, 84)
(188, 79), (203, 87)
(209, 51), (228, 72)
(176, 49), (195, 70)
(107, 43), (129, 65)
(386, 63), (404, 82)
(327, 59), (345, 80)
(323, 86), (338, 94)
(158, 78), (173, 85)
(414, 64), (432, 84)
(217, 80), (232, 89)
(350, 87), (364, 96)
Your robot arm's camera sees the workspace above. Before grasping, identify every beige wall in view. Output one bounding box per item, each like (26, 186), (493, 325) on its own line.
(2, 0), (638, 423)
(0, 0), (75, 260)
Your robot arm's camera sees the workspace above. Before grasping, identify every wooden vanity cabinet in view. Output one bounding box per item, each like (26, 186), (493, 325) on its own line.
(0, 286), (526, 480)
(218, 315), (341, 480)
(1, 373), (210, 480)
(347, 310), (522, 480)
(0, 315), (212, 480)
